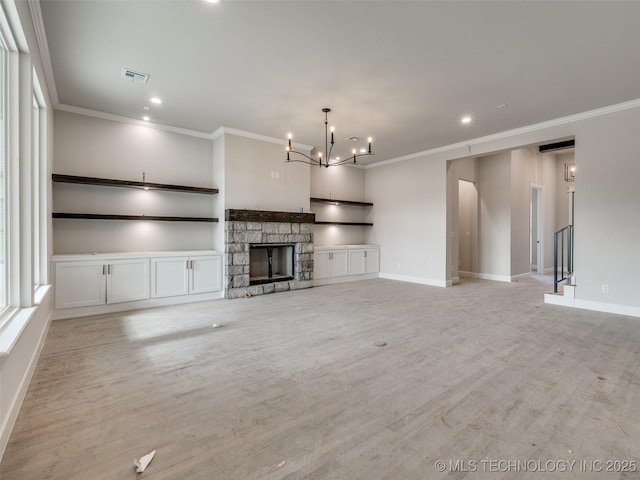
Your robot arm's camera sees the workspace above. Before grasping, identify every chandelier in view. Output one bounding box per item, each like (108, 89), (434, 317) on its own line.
(286, 108), (373, 167)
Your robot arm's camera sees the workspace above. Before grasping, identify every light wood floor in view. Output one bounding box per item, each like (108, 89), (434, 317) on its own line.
(2, 277), (640, 479)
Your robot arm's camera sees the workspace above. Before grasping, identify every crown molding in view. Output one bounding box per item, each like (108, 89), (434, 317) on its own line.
(27, 0), (59, 105)
(213, 126), (313, 151)
(366, 97), (640, 169)
(55, 103), (213, 139)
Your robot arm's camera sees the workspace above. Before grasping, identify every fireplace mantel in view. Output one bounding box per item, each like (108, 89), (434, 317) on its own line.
(225, 209), (315, 224)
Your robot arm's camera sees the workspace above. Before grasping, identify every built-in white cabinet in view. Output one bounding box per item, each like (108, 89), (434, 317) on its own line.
(348, 247), (380, 276)
(314, 249), (349, 280)
(52, 251), (223, 319)
(151, 255), (222, 298)
(314, 245), (379, 285)
(55, 258), (150, 309)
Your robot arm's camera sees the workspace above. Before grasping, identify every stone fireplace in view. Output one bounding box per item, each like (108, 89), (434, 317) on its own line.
(224, 209), (315, 298)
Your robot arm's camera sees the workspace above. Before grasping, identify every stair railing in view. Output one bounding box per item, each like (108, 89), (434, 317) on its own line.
(553, 224), (574, 293)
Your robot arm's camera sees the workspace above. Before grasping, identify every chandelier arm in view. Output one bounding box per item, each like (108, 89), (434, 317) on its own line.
(286, 158), (322, 167)
(288, 150), (318, 163)
(329, 152), (375, 167)
(286, 149), (323, 167)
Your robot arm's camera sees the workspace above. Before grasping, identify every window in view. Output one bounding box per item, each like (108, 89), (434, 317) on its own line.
(0, 40), (7, 309)
(32, 76), (47, 289)
(32, 95), (39, 287)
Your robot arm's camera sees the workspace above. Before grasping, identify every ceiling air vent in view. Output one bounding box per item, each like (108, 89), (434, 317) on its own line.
(121, 68), (150, 84)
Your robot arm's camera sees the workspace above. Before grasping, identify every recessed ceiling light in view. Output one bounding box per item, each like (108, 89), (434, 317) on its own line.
(143, 116), (150, 122)
(461, 116), (472, 124)
(496, 103), (508, 109)
(143, 106), (150, 111)
(204, 0), (220, 3)
(150, 97), (162, 104)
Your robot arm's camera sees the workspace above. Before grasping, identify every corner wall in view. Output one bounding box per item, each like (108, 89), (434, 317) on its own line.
(366, 99), (640, 317)
(365, 156), (447, 286)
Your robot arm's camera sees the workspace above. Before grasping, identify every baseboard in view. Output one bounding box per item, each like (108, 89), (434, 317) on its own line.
(573, 299), (640, 318)
(475, 273), (512, 283)
(378, 272), (447, 288)
(544, 291), (640, 319)
(313, 273), (379, 287)
(0, 290), (53, 460)
(544, 292), (574, 307)
(455, 271), (529, 283)
(459, 271), (478, 278)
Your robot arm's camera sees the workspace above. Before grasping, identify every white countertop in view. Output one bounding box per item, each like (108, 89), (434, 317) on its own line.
(51, 250), (222, 261)
(314, 244), (379, 251)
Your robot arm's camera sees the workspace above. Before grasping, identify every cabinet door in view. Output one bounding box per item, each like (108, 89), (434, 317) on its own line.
(55, 261), (106, 309)
(364, 249), (380, 273)
(331, 250), (349, 278)
(107, 259), (150, 304)
(348, 250), (366, 275)
(189, 256), (222, 294)
(151, 257), (189, 298)
(313, 252), (331, 280)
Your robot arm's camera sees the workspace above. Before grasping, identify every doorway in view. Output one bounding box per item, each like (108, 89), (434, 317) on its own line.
(530, 185), (543, 273)
(458, 179), (478, 278)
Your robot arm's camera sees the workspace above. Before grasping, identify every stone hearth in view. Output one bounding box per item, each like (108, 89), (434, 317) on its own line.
(225, 209), (315, 298)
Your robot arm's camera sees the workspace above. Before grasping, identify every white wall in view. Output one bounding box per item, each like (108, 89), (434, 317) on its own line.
(310, 165), (369, 246)
(52, 110), (216, 253)
(366, 156), (447, 286)
(555, 152), (574, 230)
(572, 108), (640, 312)
(212, 135), (225, 252)
(477, 152), (512, 279)
(223, 133), (310, 213)
(541, 152), (558, 271)
(510, 147), (561, 276)
(510, 148), (535, 277)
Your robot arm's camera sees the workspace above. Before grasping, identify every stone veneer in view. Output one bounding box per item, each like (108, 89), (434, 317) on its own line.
(225, 210), (315, 299)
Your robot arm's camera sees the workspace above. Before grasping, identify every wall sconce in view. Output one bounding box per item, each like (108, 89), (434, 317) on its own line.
(564, 163), (575, 182)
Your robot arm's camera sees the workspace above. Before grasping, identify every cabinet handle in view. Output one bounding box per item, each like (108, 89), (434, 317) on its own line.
(107, 264), (111, 275)
(102, 264), (106, 275)
(186, 260), (190, 270)
(364, 251), (367, 258)
(329, 253), (333, 260)
(190, 260), (194, 269)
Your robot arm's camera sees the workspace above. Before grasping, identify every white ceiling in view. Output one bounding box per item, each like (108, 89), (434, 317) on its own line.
(39, 1), (640, 164)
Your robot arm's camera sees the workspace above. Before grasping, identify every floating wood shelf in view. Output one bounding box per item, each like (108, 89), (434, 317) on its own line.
(310, 197), (373, 207)
(53, 213), (218, 223)
(314, 221), (373, 226)
(226, 209), (315, 224)
(52, 174), (218, 195)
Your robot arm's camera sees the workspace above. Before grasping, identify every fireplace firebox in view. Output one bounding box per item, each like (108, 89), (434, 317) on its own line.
(249, 243), (294, 285)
